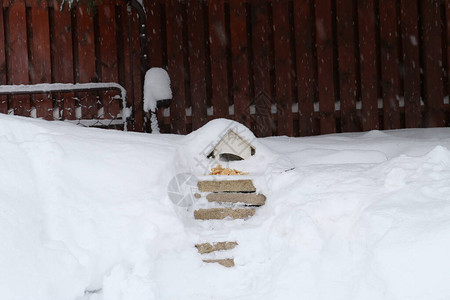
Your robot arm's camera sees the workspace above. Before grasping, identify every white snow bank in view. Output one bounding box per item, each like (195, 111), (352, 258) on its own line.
(1, 115), (450, 300)
(0, 114), (190, 300)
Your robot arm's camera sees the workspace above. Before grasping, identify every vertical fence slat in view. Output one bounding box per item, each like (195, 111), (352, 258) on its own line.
(187, 0), (208, 130)
(0, 1), (7, 114)
(400, 0), (421, 128)
(52, 1), (75, 120)
(357, 0), (379, 130)
(379, 0), (401, 129)
(118, 3), (134, 127)
(7, 0), (30, 116)
(421, 0), (445, 127)
(445, 0), (450, 122)
(252, 0), (272, 137)
(166, 0), (187, 134)
(208, 0), (229, 118)
(273, 0), (294, 136)
(230, 0), (250, 127)
(315, 0), (336, 134)
(145, 0), (163, 66)
(75, 5), (97, 119)
(145, 0), (165, 132)
(28, 1), (52, 120)
(131, 9), (144, 131)
(336, 0), (359, 132)
(294, 0), (316, 136)
(98, 1), (120, 120)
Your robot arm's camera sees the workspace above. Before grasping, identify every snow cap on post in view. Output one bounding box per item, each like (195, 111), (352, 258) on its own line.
(143, 68), (172, 112)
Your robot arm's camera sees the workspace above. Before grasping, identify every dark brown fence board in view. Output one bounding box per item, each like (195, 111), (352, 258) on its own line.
(443, 0), (450, 122)
(118, 3), (133, 123)
(357, 0), (379, 131)
(187, 0), (208, 130)
(251, 0), (272, 137)
(7, 0), (30, 116)
(144, 0), (166, 132)
(336, 0), (359, 132)
(421, 0), (445, 127)
(98, 1), (120, 119)
(145, 0), (163, 66)
(28, 2), (53, 120)
(293, 0), (316, 136)
(166, 0), (187, 134)
(229, 0), (250, 127)
(52, 1), (75, 120)
(144, 1), (163, 131)
(400, 0), (421, 128)
(272, 0), (294, 136)
(0, 1), (7, 114)
(379, 0), (401, 129)
(131, 10), (144, 131)
(208, 0), (229, 118)
(315, 0), (336, 134)
(75, 5), (97, 119)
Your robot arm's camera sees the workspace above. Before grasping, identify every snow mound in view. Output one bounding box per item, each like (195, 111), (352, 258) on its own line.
(181, 118), (292, 175)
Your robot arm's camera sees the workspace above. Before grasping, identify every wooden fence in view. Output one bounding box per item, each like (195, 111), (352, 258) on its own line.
(151, 0), (450, 136)
(0, 0), (145, 130)
(1, 0), (450, 136)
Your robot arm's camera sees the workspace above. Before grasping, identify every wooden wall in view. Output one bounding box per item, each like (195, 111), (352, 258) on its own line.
(0, 0), (144, 131)
(149, 0), (450, 136)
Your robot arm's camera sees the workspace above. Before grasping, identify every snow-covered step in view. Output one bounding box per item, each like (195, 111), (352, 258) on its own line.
(206, 193), (266, 206)
(194, 208), (256, 220)
(203, 258), (235, 268)
(197, 180), (256, 193)
(195, 241), (238, 254)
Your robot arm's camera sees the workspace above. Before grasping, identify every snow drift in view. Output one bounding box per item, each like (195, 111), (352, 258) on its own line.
(1, 114), (450, 300)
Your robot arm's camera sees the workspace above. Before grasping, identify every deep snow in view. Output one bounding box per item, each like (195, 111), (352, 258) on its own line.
(1, 114), (450, 300)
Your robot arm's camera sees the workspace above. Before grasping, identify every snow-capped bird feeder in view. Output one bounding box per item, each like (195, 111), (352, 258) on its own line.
(208, 129), (255, 161)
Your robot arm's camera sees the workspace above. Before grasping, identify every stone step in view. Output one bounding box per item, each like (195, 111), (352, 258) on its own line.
(203, 258), (235, 268)
(207, 193), (266, 206)
(198, 180), (256, 193)
(195, 241), (238, 254)
(194, 208), (256, 220)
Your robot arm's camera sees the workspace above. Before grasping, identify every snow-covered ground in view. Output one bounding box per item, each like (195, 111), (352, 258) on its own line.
(1, 114), (450, 300)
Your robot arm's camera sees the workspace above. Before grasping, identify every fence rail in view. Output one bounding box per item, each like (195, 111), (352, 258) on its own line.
(1, 0), (449, 136)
